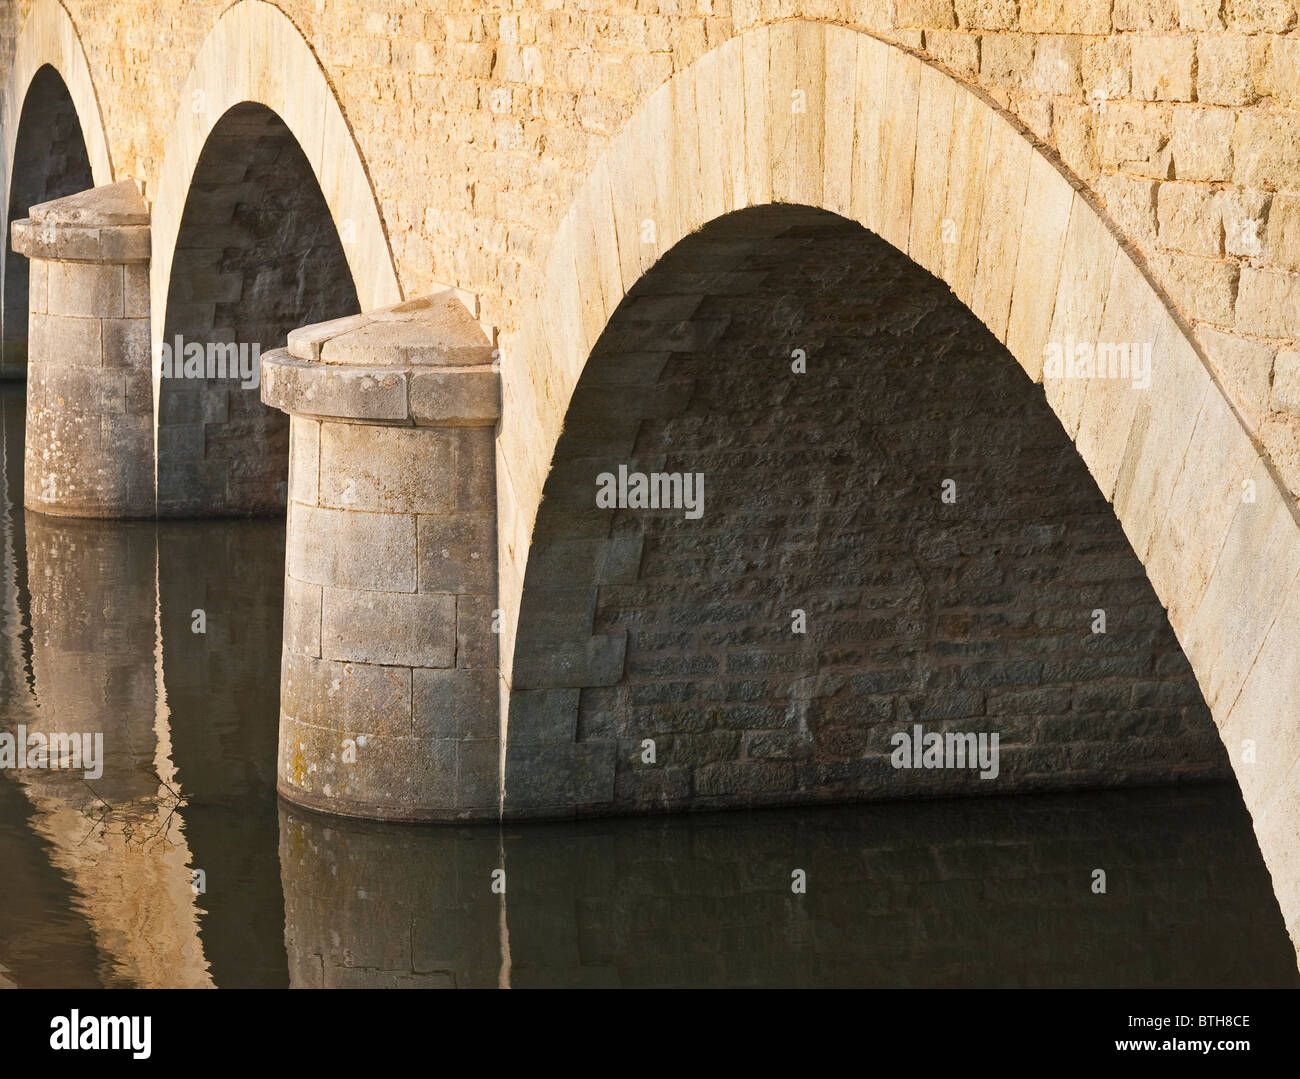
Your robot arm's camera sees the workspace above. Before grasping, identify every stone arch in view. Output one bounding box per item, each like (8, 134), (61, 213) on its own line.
(2, 65), (93, 378)
(150, 0), (401, 368)
(499, 21), (1300, 947)
(0, 0), (112, 191)
(157, 101), (361, 517)
(0, 0), (112, 377)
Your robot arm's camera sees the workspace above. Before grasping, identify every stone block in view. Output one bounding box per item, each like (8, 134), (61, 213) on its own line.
(417, 513), (496, 593)
(1019, 0), (1112, 33)
(1114, 0), (1179, 28)
(260, 350), (409, 422)
(414, 666), (498, 740)
(1266, 193), (1300, 271)
(970, 113), (1031, 341)
(1112, 315), (1211, 562)
(1099, 102), (1171, 177)
(1234, 112), (1300, 189)
(896, 0), (957, 25)
(46, 262), (123, 319)
(938, 87), (992, 305)
(281, 650), (414, 736)
(101, 318), (149, 370)
(124, 264), (149, 318)
(286, 313), (372, 361)
(39, 313), (102, 367)
(289, 417), (320, 505)
(1198, 35), (1257, 105)
(456, 738), (501, 809)
(1152, 251), (1239, 324)
(1226, 0), (1297, 32)
(1170, 107), (1235, 181)
(321, 586), (455, 667)
(908, 63), (957, 278)
(279, 714), (455, 819)
(1184, 456), (1300, 715)
(409, 366), (500, 425)
(318, 422), (454, 514)
(283, 575), (322, 658)
(1222, 575), (1300, 816)
(1131, 37), (1195, 101)
(1044, 205), (1116, 436)
(1199, 327), (1275, 427)
(1179, 0), (1226, 26)
(1032, 36), (1083, 94)
(1146, 387), (1262, 631)
(1237, 267), (1300, 337)
(1074, 254), (1168, 499)
(512, 631), (627, 689)
(456, 594), (498, 669)
(289, 504), (417, 592)
(508, 688), (580, 744)
(1156, 182), (1223, 256)
(1273, 351), (1300, 414)
(1219, 189), (1271, 257)
(455, 427), (495, 513)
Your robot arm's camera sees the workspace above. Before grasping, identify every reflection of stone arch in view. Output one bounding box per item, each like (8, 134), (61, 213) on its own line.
(500, 21), (1300, 949)
(0, 0), (112, 375)
(150, 0), (401, 366)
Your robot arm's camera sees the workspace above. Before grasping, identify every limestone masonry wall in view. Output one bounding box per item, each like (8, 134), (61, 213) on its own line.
(2, 1), (1299, 492)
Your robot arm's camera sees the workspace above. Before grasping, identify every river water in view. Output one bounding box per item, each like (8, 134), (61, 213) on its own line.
(0, 384), (1294, 989)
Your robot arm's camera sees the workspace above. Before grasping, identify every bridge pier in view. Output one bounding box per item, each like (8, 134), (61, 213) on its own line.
(10, 182), (153, 517)
(262, 293), (502, 821)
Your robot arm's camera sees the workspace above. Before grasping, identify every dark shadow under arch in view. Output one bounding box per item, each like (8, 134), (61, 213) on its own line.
(507, 204), (1232, 816)
(3, 65), (94, 379)
(159, 102), (360, 517)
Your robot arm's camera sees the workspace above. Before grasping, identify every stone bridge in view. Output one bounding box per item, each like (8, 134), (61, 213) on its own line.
(1, 0), (1298, 953)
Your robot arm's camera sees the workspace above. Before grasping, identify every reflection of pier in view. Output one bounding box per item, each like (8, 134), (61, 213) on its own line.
(5, 503), (211, 988)
(279, 804), (502, 989)
(283, 787), (1296, 989)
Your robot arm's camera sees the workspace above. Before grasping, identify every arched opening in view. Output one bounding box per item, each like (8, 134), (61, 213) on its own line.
(2, 65), (93, 378)
(159, 102), (360, 517)
(503, 203), (1300, 975)
(508, 205), (1231, 811)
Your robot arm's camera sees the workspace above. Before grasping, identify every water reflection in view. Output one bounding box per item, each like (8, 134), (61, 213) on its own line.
(281, 790), (1298, 989)
(0, 383), (1295, 988)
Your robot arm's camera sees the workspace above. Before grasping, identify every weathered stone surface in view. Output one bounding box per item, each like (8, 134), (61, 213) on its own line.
(1200, 327), (1275, 427)
(1198, 35), (1257, 105)
(1131, 37), (1195, 101)
(321, 586), (455, 667)
(413, 667), (498, 740)
(278, 714), (460, 820)
(1185, 456), (1300, 716)
(288, 504), (417, 592)
(15, 184), (154, 518)
(1170, 107), (1235, 181)
(261, 350), (409, 423)
(1237, 268), (1300, 337)
(318, 423), (454, 515)
(1234, 112), (1300, 189)
(417, 514), (496, 594)
(1267, 194), (1300, 272)
(1273, 351), (1300, 415)
(282, 651), (413, 737)
(408, 366), (500, 425)
(283, 575), (322, 658)
(1157, 182), (1223, 256)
